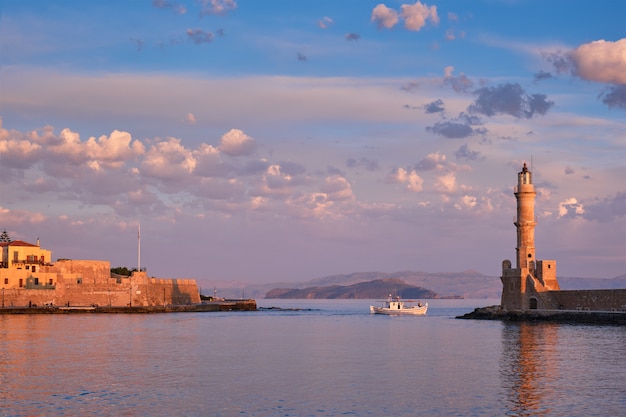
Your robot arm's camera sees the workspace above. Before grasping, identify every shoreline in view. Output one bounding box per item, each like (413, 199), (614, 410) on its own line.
(457, 305), (626, 325)
(0, 299), (257, 314)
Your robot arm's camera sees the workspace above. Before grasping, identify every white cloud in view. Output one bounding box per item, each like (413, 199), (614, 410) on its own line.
(0, 135), (41, 168)
(435, 172), (457, 193)
(558, 197), (584, 218)
(287, 192), (334, 219)
(387, 167), (424, 192)
(55, 128), (83, 160)
(193, 143), (229, 178)
(570, 38), (626, 85)
(371, 4), (399, 29)
(141, 137), (196, 181)
(218, 129), (256, 156)
(85, 130), (144, 167)
(0, 206), (47, 224)
(320, 176), (354, 202)
(459, 195), (477, 208)
(254, 164), (296, 198)
(372, 2), (439, 31)
(415, 152), (447, 171)
(401, 1), (439, 31)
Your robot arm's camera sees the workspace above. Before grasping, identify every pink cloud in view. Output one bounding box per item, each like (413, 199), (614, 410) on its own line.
(218, 129), (256, 156)
(570, 38), (626, 85)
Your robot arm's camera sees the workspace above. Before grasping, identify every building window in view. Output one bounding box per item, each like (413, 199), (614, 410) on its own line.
(19, 278), (23, 287)
(529, 297), (538, 309)
(4, 278), (7, 285)
(49, 279), (53, 285)
(77, 278), (82, 284)
(509, 281), (515, 292)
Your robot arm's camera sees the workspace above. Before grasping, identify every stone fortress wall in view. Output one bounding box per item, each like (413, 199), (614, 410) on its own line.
(1, 259), (200, 308)
(547, 289), (626, 311)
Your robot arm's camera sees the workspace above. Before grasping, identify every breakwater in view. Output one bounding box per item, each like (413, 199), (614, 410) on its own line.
(0, 299), (257, 314)
(457, 305), (626, 325)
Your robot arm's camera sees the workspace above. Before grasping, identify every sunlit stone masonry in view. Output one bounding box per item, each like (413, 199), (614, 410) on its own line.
(0, 238), (200, 308)
(500, 163), (626, 312)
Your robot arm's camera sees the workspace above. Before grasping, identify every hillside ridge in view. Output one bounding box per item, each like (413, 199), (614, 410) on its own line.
(265, 278), (438, 299)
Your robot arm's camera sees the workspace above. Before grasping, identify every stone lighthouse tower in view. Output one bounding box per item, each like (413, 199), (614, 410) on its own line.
(514, 163), (536, 273)
(500, 163), (559, 311)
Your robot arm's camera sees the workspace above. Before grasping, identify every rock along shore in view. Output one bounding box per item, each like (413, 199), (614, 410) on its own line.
(0, 299), (257, 314)
(457, 305), (626, 325)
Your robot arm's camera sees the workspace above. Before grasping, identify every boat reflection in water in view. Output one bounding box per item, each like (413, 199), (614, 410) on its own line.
(370, 295), (428, 315)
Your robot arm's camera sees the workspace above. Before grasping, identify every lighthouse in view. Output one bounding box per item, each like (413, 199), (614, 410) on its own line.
(514, 163), (536, 273)
(500, 163), (559, 311)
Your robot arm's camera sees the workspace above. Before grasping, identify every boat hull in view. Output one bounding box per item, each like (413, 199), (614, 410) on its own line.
(369, 303), (428, 316)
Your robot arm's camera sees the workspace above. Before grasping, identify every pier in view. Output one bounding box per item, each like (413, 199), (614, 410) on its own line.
(457, 305), (626, 325)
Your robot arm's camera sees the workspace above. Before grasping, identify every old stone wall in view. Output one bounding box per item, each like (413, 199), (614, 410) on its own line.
(549, 289), (626, 311)
(133, 277), (201, 306)
(43, 259), (112, 285)
(1, 261), (200, 308)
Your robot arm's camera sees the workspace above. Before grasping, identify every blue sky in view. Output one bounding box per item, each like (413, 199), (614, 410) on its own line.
(1, 0), (625, 288)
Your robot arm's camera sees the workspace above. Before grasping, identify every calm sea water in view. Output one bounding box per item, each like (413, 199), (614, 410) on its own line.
(1, 299), (625, 416)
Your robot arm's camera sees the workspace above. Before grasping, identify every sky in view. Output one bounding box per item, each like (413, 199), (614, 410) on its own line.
(0, 0), (625, 287)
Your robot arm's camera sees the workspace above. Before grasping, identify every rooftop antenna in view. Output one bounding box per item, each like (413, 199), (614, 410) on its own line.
(530, 154), (533, 172)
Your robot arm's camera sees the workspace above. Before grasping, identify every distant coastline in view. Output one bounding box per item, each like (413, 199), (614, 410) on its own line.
(209, 271), (626, 300)
(265, 278), (441, 299)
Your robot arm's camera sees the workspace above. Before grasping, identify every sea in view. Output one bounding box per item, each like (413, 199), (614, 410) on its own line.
(1, 299), (625, 417)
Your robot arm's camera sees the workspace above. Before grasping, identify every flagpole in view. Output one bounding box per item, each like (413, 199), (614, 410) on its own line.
(138, 224), (141, 273)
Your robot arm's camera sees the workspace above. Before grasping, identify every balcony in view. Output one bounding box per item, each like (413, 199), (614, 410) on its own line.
(25, 276), (55, 290)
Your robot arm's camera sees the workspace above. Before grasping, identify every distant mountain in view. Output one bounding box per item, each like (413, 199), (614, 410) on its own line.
(206, 271), (626, 300)
(305, 270), (499, 298)
(265, 278), (438, 299)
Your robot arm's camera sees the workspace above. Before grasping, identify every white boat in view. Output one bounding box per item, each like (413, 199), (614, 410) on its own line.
(370, 296), (428, 315)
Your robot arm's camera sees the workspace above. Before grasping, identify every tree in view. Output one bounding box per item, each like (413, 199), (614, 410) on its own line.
(111, 266), (132, 276)
(0, 230), (11, 242)
(111, 266), (146, 276)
